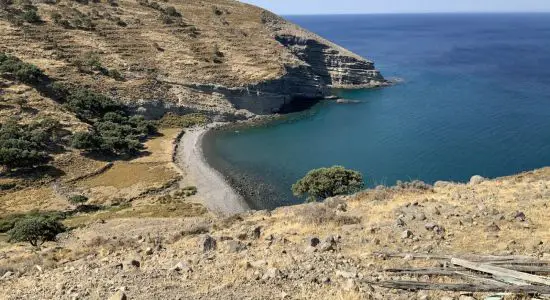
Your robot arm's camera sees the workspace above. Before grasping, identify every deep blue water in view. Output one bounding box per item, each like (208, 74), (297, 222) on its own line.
(204, 14), (550, 209)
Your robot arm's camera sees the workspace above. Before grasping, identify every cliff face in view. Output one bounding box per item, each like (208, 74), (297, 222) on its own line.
(0, 0), (386, 116)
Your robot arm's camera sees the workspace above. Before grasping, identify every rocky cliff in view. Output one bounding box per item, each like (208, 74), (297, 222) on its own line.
(0, 0), (386, 116)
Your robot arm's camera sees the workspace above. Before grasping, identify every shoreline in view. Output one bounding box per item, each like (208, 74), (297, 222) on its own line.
(175, 123), (250, 216)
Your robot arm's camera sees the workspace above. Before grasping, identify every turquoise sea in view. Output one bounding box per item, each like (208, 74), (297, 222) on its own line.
(203, 14), (550, 209)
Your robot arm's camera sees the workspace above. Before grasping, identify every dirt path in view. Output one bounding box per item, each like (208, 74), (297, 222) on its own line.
(176, 124), (249, 216)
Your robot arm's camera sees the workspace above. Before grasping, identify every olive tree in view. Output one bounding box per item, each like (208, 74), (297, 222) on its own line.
(8, 216), (66, 247)
(292, 166), (364, 202)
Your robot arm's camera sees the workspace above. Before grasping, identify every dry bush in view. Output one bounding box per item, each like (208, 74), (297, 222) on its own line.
(181, 217), (211, 235)
(357, 188), (392, 202)
(394, 180), (432, 191)
(295, 203), (361, 226)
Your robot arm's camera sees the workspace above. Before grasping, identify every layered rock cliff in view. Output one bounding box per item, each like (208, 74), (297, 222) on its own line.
(0, 0), (386, 116)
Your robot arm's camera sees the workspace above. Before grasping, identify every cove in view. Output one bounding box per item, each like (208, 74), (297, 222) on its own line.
(203, 13), (550, 210)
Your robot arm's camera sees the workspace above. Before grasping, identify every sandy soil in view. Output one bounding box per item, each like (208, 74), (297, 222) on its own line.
(176, 124), (249, 216)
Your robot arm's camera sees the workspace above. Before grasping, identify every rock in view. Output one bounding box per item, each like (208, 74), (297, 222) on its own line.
(172, 261), (193, 273)
(417, 290), (430, 300)
(458, 296), (475, 300)
(319, 236), (338, 252)
(343, 279), (358, 291)
(304, 246), (318, 253)
(309, 237), (320, 247)
(108, 291), (127, 300)
(396, 218), (405, 227)
(434, 181), (450, 188)
(124, 259), (140, 269)
(250, 226), (262, 239)
(416, 213), (427, 221)
(425, 223), (437, 230)
(248, 260), (268, 268)
(262, 267), (281, 280)
(335, 270), (357, 279)
(200, 235), (217, 252)
(404, 254), (414, 261)
(144, 247), (154, 255)
(469, 175), (486, 185)
(226, 240), (246, 253)
(440, 297), (455, 300)
(513, 211), (526, 222)
(401, 230), (413, 239)
(486, 222), (501, 232)
(1, 271), (13, 280)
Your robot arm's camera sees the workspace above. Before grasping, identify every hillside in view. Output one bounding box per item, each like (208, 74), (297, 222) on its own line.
(0, 0), (385, 116)
(1, 168), (550, 299)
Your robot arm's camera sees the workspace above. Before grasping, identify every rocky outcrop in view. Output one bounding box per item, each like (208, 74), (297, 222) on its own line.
(206, 11), (388, 114)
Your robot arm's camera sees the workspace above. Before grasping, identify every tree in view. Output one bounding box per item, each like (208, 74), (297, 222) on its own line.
(292, 166), (364, 202)
(8, 216), (66, 247)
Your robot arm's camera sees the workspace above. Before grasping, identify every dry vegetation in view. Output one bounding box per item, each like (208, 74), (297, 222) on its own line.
(1, 167), (549, 299)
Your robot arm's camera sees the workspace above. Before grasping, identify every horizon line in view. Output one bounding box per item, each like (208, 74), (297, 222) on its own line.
(281, 11), (550, 16)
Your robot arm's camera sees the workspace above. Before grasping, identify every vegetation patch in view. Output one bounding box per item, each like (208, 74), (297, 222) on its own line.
(157, 112), (208, 128)
(8, 215), (66, 246)
(0, 118), (64, 170)
(292, 166), (364, 202)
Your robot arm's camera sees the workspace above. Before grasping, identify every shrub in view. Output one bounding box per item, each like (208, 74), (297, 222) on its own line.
(70, 131), (100, 150)
(8, 216), (66, 246)
(107, 69), (124, 81)
(158, 112), (208, 128)
(292, 166), (364, 202)
(50, 12), (62, 23)
(0, 53), (46, 84)
(22, 9), (41, 23)
(68, 195), (88, 206)
(65, 88), (122, 120)
(164, 6), (180, 17)
(0, 120), (54, 169)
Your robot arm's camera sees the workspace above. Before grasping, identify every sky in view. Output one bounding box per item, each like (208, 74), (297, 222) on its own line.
(239, 0), (550, 15)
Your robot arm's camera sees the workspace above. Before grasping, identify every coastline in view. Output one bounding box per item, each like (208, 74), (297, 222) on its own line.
(175, 123), (250, 216)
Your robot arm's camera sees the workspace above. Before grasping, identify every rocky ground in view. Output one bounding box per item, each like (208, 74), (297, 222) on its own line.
(1, 168), (549, 299)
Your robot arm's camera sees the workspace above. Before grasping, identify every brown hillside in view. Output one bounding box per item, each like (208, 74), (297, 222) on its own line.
(1, 0), (385, 115)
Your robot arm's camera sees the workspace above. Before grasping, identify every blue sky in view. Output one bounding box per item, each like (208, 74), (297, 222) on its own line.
(239, 0), (550, 15)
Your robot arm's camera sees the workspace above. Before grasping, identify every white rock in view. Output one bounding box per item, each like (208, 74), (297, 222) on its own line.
(469, 175), (486, 185)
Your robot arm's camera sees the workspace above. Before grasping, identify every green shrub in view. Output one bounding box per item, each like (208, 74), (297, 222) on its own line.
(164, 6), (180, 17)
(158, 112), (208, 128)
(0, 120), (55, 169)
(0, 53), (46, 84)
(65, 88), (122, 120)
(8, 216), (66, 246)
(107, 69), (124, 81)
(70, 131), (100, 150)
(22, 9), (41, 23)
(292, 166), (364, 202)
(68, 195), (88, 206)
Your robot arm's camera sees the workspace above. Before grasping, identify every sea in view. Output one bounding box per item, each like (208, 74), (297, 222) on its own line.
(203, 13), (550, 209)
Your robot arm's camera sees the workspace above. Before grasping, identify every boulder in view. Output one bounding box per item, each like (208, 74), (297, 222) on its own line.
(124, 259), (140, 269)
(469, 175), (486, 185)
(401, 230), (413, 239)
(171, 261), (193, 273)
(200, 235), (217, 252)
(309, 237), (320, 247)
(226, 240), (246, 253)
(108, 291), (127, 300)
(262, 267), (281, 280)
